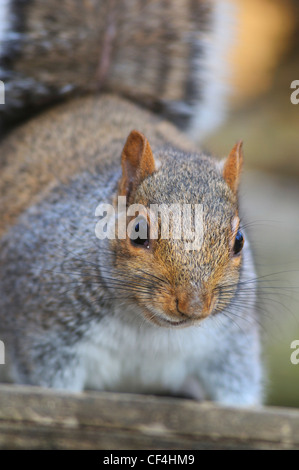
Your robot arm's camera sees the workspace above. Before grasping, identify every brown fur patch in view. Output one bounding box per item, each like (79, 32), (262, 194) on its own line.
(0, 95), (194, 238)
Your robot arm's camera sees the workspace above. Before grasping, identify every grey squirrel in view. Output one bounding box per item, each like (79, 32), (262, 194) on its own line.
(0, 0), (263, 405)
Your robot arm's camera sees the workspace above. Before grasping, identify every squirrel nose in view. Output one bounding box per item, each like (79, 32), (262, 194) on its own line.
(175, 298), (190, 318)
(175, 287), (196, 318)
(175, 293), (202, 319)
(175, 288), (213, 319)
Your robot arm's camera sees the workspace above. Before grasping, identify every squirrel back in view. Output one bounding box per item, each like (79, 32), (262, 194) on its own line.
(0, 0), (231, 137)
(0, 93), (195, 237)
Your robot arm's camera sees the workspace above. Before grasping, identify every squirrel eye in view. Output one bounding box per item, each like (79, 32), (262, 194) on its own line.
(130, 217), (150, 248)
(233, 229), (244, 255)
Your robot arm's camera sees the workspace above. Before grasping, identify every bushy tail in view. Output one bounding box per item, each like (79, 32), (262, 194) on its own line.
(0, 0), (233, 138)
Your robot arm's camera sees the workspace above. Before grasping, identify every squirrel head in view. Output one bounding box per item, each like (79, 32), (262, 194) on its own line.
(110, 130), (245, 328)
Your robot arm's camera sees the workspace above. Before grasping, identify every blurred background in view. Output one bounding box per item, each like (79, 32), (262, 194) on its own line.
(203, 0), (299, 407)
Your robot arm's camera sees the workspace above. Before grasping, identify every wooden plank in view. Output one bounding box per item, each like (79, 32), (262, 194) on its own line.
(0, 384), (298, 449)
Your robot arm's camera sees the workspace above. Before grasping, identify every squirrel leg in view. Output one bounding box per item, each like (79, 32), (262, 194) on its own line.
(195, 329), (264, 407)
(7, 337), (86, 392)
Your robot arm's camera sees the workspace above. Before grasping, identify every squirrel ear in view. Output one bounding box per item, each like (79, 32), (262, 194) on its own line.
(222, 140), (244, 194)
(119, 130), (156, 198)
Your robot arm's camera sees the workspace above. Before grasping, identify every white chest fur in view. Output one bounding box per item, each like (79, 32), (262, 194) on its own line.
(78, 306), (228, 397)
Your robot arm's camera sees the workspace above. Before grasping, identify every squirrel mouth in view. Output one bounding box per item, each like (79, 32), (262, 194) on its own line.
(159, 317), (191, 327)
(141, 306), (193, 328)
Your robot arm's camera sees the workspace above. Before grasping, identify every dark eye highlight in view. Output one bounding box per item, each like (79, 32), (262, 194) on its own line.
(233, 229), (244, 255)
(130, 217), (150, 248)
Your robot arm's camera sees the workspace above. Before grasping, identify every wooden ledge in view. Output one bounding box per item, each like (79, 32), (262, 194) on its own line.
(0, 384), (298, 449)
